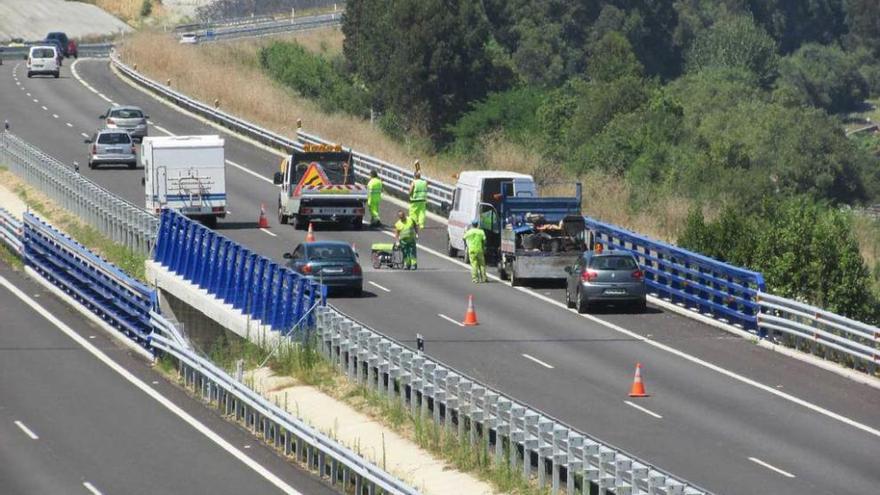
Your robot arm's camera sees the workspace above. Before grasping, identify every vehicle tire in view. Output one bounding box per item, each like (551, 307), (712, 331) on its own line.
(203, 216), (218, 229)
(576, 289), (589, 314)
(278, 207), (289, 225)
(128, 161), (136, 169)
(352, 216), (363, 230)
(446, 232), (458, 258)
(352, 287), (363, 297)
(27, 72), (32, 78)
(292, 214), (304, 230)
(633, 299), (647, 313)
(565, 285), (575, 308)
(88, 161), (95, 170)
(53, 71), (59, 79)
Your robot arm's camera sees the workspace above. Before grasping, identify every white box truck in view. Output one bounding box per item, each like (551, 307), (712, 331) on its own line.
(142, 135), (227, 227)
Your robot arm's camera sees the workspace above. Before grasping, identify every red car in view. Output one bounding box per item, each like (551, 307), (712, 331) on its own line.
(67, 39), (78, 59)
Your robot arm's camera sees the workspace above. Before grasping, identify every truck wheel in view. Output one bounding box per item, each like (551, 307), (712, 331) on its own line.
(204, 216), (218, 229)
(352, 216), (363, 230)
(278, 205), (289, 225)
(292, 214), (305, 230)
(446, 233), (458, 258)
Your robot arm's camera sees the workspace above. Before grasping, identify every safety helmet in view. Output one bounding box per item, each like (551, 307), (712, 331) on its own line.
(471, 219), (479, 227)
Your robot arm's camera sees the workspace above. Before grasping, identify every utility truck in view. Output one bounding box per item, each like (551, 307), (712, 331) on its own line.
(447, 171), (586, 285)
(142, 135), (227, 227)
(273, 143), (367, 229)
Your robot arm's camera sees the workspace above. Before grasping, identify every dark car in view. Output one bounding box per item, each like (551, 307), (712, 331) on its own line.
(284, 241), (363, 296)
(37, 39), (64, 65)
(67, 39), (78, 59)
(46, 32), (69, 57)
(564, 250), (647, 313)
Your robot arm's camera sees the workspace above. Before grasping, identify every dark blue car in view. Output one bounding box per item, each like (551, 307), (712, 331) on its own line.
(284, 240), (363, 296)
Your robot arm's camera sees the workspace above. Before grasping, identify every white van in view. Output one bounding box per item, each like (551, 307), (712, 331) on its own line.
(446, 171), (535, 256)
(26, 46), (59, 78)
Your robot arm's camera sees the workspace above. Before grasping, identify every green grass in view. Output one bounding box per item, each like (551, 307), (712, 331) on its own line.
(0, 243), (23, 270)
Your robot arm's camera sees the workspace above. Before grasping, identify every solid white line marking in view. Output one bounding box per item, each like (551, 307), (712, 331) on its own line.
(14, 420), (39, 440)
(95, 53), (880, 439)
(368, 281), (390, 292)
(259, 228), (277, 237)
(0, 275), (305, 495)
(82, 481), (103, 495)
(748, 457), (796, 478)
(522, 353), (554, 369)
(438, 313), (464, 327)
(226, 159), (273, 184)
(97, 93), (112, 103)
(81, 132), (89, 138)
(624, 400), (663, 419)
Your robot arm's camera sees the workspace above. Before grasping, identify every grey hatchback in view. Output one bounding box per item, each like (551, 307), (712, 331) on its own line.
(101, 105), (149, 141)
(85, 129), (137, 169)
(284, 241), (363, 296)
(564, 250), (646, 313)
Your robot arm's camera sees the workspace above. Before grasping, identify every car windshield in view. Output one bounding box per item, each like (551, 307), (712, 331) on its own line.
(308, 245), (354, 261)
(110, 109), (143, 119)
(32, 48), (54, 58)
(97, 133), (131, 145)
(589, 255), (637, 270)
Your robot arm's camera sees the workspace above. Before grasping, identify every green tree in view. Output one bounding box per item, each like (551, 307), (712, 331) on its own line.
(686, 15), (779, 86)
(844, 0), (880, 55)
(587, 31), (644, 82)
(446, 87), (545, 154)
(776, 43), (868, 113)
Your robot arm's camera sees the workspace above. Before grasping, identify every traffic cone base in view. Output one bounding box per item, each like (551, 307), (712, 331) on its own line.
(462, 294), (479, 326)
(629, 362), (649, 397)
(258, 203), (270, 229)
(305, 222), (316, 242)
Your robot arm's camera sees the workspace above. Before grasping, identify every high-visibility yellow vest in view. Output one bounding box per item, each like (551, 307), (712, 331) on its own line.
(395, 218), (416, 240)
(463, 227), (486, 253)
(410, 179), (428, 202)
(367, 177), (382, 198)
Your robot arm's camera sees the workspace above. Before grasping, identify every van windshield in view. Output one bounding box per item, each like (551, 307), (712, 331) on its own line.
(32, 48), (55, 59)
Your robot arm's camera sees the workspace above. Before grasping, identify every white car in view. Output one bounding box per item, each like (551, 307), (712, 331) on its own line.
(179, 33), (199, 45)
(26, 45), (59, 78)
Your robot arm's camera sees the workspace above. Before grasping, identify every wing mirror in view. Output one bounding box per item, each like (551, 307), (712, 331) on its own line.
(564, 266), (571, 274)
(273, 171), (283, 185)
(282, 252), (293, 259)
(83, 139), (91, 144)
(98, 114), (106, 119)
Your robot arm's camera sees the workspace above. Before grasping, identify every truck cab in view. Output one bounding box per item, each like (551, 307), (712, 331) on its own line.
(446, 171), (535, 257)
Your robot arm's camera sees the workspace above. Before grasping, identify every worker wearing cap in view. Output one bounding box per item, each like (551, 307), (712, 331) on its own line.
(395, 210), (419, 270)
(366, 170), (383, 227)
(463, 219), (487, 283)
(408, 171), (428, 229)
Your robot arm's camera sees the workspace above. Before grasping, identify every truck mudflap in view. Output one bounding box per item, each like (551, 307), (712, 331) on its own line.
(509, 252), (581, 280)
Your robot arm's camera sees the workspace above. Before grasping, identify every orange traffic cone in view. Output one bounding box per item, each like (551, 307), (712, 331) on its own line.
(258, 203), (270, 229)
(305, 222), (316, 242)
(462, 294), (479, 326)
(628, 362), (649, 397)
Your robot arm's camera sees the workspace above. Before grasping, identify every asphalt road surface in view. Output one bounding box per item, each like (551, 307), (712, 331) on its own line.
(1, 58), (879, 495)
(0, 264), (337, 495)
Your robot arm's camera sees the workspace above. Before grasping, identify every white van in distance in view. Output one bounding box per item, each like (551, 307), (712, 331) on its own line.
(26, 46), (59, 78)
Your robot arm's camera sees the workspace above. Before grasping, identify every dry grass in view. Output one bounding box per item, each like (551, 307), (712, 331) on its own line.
(83, 0), (167, 23)
(851, 214), (880, 289)
(119, 28), (695, 241)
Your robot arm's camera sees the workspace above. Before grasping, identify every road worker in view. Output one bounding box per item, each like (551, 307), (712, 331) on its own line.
(366, 169), (383, 227)
(408, 170), (428, 229)
(463, 219), (487, 283)
(395, 210), (419, 270)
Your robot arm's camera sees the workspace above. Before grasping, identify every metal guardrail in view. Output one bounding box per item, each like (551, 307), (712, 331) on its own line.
(316, 305), (709, 495)
(153, 210), (326, 332)
(174, 14), (277, 32)
(0, 131), (158, 255)
(585, 217), (765, 330)
(150, 310), (421, 495)
(196, 14), (342, 43)
(0, 207), (23, 255)
(0, 43), (112, 60)
(109, 55), (454, 212)
(757, 292), (880, 375)
(22, 212), (157, 351)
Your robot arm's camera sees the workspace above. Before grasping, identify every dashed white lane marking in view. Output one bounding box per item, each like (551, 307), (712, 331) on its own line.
(81, 132), (89, 138)
(32, 99), (38, 103)
(748, 457), (796, 478)
(368, 281), (390, 293)
(0, 274), (306, 495)
(26, 92), (31, 96)
(82, 481), (103, 495)
(66, 122), (73, 127)
(624, 400), (663, 419)
(259, 228), (277, 237)
(150, 123), (174, 135)
(226, 159), (273, 184)
(14, 420), (39, 440)
(522, 353), (554, 369)
(52, 114), (59, 119)
(438, 313), (464, 327)
(41, 106), (47, 111)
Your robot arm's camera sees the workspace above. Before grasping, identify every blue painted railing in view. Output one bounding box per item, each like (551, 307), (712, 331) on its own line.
(22, 212), (157, 350)
(585, 217), (766, 330)
(154, 210), (325, 333)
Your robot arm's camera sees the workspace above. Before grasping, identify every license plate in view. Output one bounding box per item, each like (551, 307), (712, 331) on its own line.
(107, 148), (123, 153)
(604, 289), (626, 295)
(323, 268), (343, 274)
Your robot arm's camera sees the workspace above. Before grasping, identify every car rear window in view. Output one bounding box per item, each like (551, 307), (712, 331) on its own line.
(589, 255), (637, 270)
(308, 245), (354, 261)
(110, 108), (144, 119)
(31, 48), (55, 59)
(97, 132), (132, 145)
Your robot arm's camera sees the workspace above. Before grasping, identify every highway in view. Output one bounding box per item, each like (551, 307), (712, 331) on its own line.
(1, 58), (879, 494)
(0, 264), (337, 495)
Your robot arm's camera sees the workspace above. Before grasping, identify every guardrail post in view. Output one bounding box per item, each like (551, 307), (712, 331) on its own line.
(443, 374), (459, 432)
(456, 379), (472, 440)
(495, 398), (511, 463)
(409, 354), (424, 416)
(421, 362), (435, 417)
(387, 346), (402, 400)
(432, 367), (447, 425)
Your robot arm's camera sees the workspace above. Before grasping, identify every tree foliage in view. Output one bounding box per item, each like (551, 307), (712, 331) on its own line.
(776, 43), (869, 113)
(686, 15), (779, 86)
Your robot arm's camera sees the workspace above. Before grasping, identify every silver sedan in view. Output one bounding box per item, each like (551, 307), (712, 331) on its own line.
(564, 250), (647, 313)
